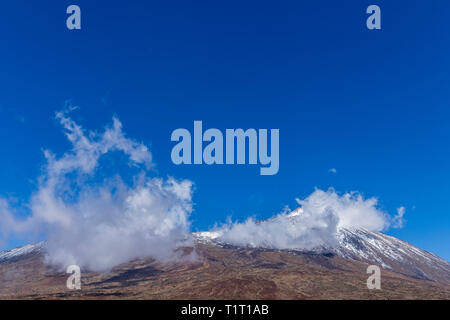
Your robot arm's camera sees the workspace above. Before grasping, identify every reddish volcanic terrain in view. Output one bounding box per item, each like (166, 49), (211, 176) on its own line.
(0, 241), (449, 300)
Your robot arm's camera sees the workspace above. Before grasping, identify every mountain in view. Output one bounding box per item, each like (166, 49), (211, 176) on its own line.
(0, 218), (449, 299)
(335, 228), (450, 284)
(194, 208), (450, 285)
(194, 228), (450, 285)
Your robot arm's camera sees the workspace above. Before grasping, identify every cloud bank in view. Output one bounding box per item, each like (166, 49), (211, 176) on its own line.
(0, 108), (194, 272)
(0, 108), (407, 270)
(213, 189), (403, 251)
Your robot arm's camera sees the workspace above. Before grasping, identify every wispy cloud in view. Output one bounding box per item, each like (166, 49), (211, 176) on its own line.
(392, 206), (406, 228)
(15, 115), (25, 123)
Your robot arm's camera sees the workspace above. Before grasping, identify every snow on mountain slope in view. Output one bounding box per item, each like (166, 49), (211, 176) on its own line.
(334, 228), (450, 284)
(0, 242), (44, 263)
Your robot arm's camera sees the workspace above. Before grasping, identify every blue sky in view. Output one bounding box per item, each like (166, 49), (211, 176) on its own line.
(0, 1), (449, 260)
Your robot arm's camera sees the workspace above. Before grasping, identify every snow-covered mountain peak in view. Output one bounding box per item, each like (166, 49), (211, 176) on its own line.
(193, 226), (450, 284)
(0, 242), (44, 263)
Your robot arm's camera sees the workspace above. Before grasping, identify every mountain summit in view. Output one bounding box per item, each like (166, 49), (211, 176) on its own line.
(194, 208), (450, 285)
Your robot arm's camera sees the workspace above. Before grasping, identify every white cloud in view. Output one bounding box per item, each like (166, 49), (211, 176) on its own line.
(0, 108), (194, 272)
(328, 168), (337, 174)
(213, 189), (396, 251)
(392, 206), (406, 228)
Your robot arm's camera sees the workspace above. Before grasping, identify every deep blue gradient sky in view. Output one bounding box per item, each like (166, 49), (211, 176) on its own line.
(0, 1), (449, 259)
